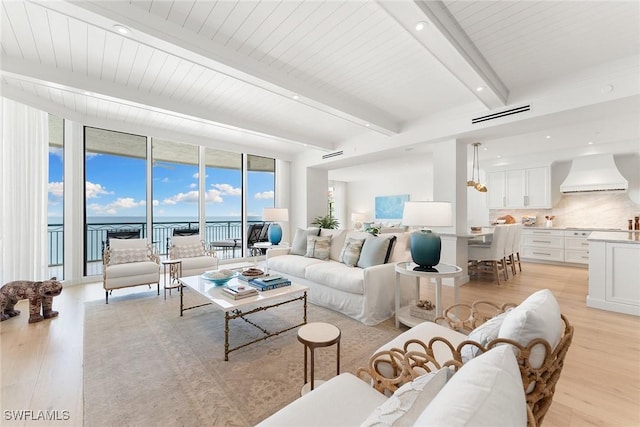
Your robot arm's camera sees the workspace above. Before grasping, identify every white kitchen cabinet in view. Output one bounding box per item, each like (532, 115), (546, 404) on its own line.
(587, 232), (640, 316)
(487, 167), (551, 209)
(521, 228), (564, 262)
(564, 230), (590, 264)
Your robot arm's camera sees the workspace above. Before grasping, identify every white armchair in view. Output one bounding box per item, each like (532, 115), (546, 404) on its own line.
(102, 238), (160, 303)
(168, 234), (218, 277)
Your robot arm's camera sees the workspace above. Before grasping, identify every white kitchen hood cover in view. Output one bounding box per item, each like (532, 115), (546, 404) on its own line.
(560, 154), (628, 194)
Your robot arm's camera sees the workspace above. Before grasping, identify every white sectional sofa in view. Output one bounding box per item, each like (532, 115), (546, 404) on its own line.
(266, 228), (411, 326)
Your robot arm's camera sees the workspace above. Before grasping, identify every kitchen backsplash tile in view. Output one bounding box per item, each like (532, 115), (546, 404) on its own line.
(490, 193), (640, 229)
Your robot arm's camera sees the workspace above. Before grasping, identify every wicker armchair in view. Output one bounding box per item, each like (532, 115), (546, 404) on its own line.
(358, 300), (574, 427)
(102, 238), (160, 303)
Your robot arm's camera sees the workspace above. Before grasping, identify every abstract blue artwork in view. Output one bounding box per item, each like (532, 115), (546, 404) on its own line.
(375, 194), (410, 219)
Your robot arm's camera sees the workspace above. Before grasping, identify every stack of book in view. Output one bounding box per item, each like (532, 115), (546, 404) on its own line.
(223, 282), (258, 300)
(247, 275), (292, 291)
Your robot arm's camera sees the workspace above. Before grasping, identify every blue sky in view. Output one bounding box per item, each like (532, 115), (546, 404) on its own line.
(48, 149), (274, 219)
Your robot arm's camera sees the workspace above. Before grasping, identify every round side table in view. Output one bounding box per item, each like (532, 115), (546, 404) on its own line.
(297, 322), (341, 396)
(161, 259), (182, 299)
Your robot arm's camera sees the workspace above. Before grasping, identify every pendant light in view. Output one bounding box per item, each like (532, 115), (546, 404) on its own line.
(469, 142), (488, 193)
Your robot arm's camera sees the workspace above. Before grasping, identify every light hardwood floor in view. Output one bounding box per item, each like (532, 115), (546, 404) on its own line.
(1, 262), (639, 426)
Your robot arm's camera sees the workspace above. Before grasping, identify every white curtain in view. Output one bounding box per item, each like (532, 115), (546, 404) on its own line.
(0, 97), (49, 284)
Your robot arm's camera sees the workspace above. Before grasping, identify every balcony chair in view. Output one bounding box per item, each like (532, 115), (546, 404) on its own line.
(468, 225), (509, 284)
(102, 235), (160, 304)
(211, 223), (265, 257)
(167, 232), (218, 277)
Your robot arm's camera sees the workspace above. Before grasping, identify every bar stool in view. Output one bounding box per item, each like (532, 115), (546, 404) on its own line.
(297, 322), (341, 395)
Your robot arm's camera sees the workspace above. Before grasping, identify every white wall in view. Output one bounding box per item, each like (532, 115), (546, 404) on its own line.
(329, 153), (434, 225)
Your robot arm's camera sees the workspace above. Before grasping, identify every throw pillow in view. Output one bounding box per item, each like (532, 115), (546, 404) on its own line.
(109, 247), (149, 265)
(305, 235), (331, 260)
(414, 346), (527, 427)
(460, 311), (510, 363)
(360, 368), (452, 427)
(498, 288), (563, 369)
(172, 243), (205, 258)
(339, 237), (366, 267)
(290, 228), (321, 256)
(357, 235), (397, 268)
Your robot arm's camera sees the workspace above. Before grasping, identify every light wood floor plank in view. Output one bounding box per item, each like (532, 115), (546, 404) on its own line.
(1, 262), (638, 426)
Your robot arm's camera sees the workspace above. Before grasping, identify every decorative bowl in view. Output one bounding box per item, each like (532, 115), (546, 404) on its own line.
(201, 269), (236, 286)
(470, 226), (482, 233)
(495, 219), (507, 224)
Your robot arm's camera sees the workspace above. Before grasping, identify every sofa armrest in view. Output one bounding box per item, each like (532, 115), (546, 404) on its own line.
(266, 246), (290, 260)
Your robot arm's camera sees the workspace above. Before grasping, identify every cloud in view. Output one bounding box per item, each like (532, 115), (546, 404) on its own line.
(163, 190), (199, 205)
(213, 183), (241, 196)
(189, 183), (197, 188)
(152, 200), (159, 206)
(87, 197), (145, 215)
(255, 190), (274, 200)
(48, 181), (64, 197)
(205, 189), (224, 203)
(85, 181), (111, 198)
(161, 177), (170, 183)
(49, 147), (63, 160)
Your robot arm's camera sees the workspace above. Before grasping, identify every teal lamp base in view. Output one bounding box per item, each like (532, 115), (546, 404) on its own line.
(268, 223), (283, 245)
(410, 229), (441, 270)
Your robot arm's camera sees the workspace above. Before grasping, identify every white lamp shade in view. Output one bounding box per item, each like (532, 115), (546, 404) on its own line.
(263, 208), (289, 222)
(351, 213), (367, 222)
(402, 202), (452, 227)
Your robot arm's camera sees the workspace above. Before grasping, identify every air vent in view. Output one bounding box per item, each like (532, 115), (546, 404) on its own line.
(472, 104), (531, 124)
(322, 151), (343, 160)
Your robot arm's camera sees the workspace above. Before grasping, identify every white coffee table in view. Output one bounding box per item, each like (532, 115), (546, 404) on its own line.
(178, 275), (308, 361)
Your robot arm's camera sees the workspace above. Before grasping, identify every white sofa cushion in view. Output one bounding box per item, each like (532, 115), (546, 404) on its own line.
(268, 254), (325, 278)
(387, 232), (410, 263)
(414, 345), (527, 427)
(498, 288), (563, 369)
(340, 237), (366, 267)
(181, 256), (218, 275)
(360, 367), (452, 427)
(109, 247), (149, 265)
(321, 229), (347, 261)
(357, 235), (397, 268)
(461, 311), (510, 363)
(291, 228), (320, 256)
(305, 235), (331, 260)
(109, 237), (148, 249)
(305, 260), (365, 295)
(171, 235), (202, 246)
(256, 373), (387, 427)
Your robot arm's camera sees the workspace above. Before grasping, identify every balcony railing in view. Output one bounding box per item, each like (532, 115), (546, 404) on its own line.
(47, 220), (263, 268)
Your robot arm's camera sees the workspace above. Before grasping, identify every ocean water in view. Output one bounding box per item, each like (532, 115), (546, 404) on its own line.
(47, 216), (264, 265)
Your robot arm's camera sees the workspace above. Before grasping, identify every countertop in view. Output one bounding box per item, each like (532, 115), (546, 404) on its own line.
(588, 231), (640, 244)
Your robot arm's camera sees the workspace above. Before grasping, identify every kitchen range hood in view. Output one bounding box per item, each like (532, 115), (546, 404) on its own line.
(560, 154), (628, 194)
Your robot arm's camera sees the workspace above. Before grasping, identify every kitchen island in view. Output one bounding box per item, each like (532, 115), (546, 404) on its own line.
(587, 231), (640, 316)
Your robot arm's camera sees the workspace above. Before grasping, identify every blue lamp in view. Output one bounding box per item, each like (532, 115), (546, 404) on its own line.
(402, 201), (453, 271)
(263, 208), (289, 245)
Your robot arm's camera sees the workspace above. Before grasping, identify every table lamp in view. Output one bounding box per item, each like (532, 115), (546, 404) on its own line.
(351, 213), (367, 231)
(402, 201), (453, 271)
(263, 208), (289, 245)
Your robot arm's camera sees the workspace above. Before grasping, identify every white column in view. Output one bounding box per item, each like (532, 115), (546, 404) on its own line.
(63, 120), (86, 284)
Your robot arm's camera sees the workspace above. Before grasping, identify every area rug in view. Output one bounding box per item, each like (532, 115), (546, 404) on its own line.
(83, 290), (402, 426)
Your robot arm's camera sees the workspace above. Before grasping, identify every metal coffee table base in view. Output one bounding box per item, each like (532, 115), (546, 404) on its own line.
(180, 285), (307, 361)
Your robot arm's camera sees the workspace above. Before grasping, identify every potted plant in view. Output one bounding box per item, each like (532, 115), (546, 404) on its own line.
(311, 215), (340, 229)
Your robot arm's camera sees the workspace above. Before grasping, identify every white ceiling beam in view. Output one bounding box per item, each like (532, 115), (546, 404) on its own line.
(0, 81), (297, 162)
(1, 56), (333, 151)
(41, 0), (399, 136)
(376, 0), (508, 110)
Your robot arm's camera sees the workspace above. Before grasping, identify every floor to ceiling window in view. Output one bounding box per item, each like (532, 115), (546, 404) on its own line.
(152, 138), (199, 255)
(84, 127), (147, 275)
(247, 155), (275, 249)
(47, 114), (64, 279)
(204, 148), (243, 259)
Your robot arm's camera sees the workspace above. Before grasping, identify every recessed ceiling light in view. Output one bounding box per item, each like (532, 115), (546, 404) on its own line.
(415, 21), (427, 31)
(364, 123), (370, 127)
(113, 24), (130, 35)
(483, 147), (488, 151)
(587, 141), (594, 145)
(83, 91), (93, 96)
(292, 94), (300, 100)
(497, 155), (502, 159)
(476, 86), (483, 92)
(545, 135), (551, 139)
